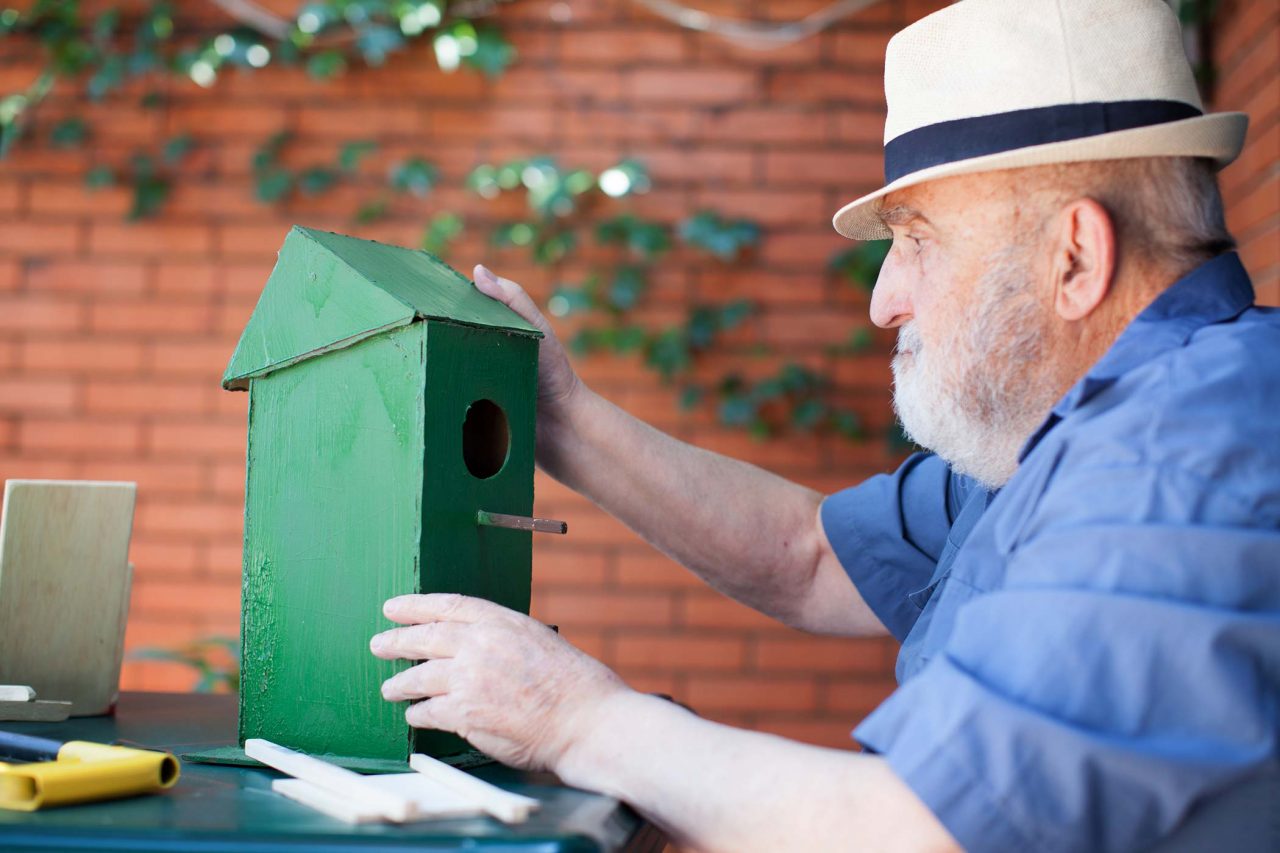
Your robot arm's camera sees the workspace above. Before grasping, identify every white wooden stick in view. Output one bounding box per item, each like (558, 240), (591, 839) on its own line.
(409, 752), (540, 824)
(245, 738), (417, 822)
(0, 685), (35, 702)
(272, 779), (384, 824)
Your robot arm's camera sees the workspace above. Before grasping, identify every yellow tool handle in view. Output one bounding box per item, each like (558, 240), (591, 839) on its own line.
(0, 741), (180, 811)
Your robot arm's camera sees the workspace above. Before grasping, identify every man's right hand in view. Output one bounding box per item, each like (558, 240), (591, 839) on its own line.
(473, 264), (583, 422)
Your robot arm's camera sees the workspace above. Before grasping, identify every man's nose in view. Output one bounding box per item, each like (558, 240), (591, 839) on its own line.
(869, 258), (913, 329)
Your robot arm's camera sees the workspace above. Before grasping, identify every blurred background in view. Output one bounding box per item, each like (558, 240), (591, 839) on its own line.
(0, 0), (1274, 749)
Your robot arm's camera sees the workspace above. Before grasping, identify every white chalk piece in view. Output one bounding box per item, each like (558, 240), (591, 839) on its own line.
(410, 752), (540, 824)
(245, 738), (417, 822)
(273, 774), (486, 824)
(0, 686), (35, 702)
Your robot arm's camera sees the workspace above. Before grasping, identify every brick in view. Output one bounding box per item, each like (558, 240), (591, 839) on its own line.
(149, 421), (246, 458)
(697, 106), (827, 144)
(132, 576), (241, 617)
(19, 418), (141, 454)
(89, 222), (214, 256)
(562, 29), (688, 64)
(0, 377), (77, 413)
(693, 187), (827, 227)
(0, 259), (19, 291)
(0, 220), (81, 254)
(766, 70), (885, 106)
(626, 69), (758, 105)
(614, 633), (747, 670)
(752, 635), (890, 673)
(25, 259), (148, 295)
(0, 181), (23, 215)
(531, 589), (675, 628)
(20, 339), (146, 373)
(296, 104), (426, 138)
(146, 339), (236, 378)
(680, 591), (795, 632)
(0, 453), (82, 479)
(0, 296), (86, 332)
(821, 678), (897, 714)
(763, 149), (883, 186)
(685, 674), (818, 713)
(89, 299), (212, 335)
(127, 539), (203, 575)
(136, 501), (244, 538)
(84, 380), (212, 416)
(27, 183), (132, 217)
(167, 102), (292, 137)
(87, 459), (207, 496)
(613, 551), (706, 590)
(426, 108), (557, 141)
(529, 545), (609, 586)
(830, 29), (895, 67)
(749, 716), (859, 748)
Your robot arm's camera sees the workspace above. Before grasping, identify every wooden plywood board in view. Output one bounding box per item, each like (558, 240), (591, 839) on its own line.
(238, 324), (426, 761)
(0, 481), (135, 716)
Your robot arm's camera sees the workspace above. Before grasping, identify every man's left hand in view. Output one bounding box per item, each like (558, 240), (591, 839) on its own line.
(370, 593), (628, 772)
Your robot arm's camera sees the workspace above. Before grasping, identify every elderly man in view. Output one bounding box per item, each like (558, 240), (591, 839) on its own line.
(368, 1), (1280, 850)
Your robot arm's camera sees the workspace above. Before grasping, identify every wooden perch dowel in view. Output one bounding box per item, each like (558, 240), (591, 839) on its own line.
(476, 511), (567, 535)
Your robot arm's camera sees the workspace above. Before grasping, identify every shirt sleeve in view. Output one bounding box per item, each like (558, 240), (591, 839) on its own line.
(819, 452), (964, 642)
(853, 460), (1280, 853)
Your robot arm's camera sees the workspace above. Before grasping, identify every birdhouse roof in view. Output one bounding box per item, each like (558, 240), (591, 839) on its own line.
(222, 226), (542, 390)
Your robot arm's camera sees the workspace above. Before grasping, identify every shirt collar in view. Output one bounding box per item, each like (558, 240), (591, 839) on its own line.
(1019, 252), (1255, 462)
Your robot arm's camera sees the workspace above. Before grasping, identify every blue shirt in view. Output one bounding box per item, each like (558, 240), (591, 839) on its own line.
(821, 253), (1280, 853)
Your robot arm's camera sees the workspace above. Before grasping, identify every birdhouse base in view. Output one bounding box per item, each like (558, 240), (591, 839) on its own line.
(181, 745), (492, 774)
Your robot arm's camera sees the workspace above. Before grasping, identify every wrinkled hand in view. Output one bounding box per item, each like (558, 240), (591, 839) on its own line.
(370, 593), (628, 772)
(473, 265), (581, 418)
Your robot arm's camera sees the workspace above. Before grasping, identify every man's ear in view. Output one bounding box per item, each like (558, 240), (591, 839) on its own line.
(1048, 197), (1116, 322)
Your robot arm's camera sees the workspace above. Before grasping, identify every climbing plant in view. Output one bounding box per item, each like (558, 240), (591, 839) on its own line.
(0, 1), (889, 442)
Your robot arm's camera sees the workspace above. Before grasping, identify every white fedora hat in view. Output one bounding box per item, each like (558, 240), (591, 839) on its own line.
(832, 0), (1248, 241)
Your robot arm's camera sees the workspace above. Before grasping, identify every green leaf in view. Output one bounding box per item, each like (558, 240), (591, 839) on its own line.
(338, 139), (378, 172)
(678, 211), (761, 260)
(85, 165), (116, 189)
(830, 409), (863, 441)
(596, 214), (670, 259)
(50, 117), (88, 148)
(547, 286), (594, 318)
(356, 23), (405, 65)
(354, 195), (389, 224)
(829, 240), (890, 292)
(463, 26), (516, 78)
(645, 328), (692, 380)
(162, 133), (195, 165)
(254, 167), (293, 203)
(252, 131), (291, 172)
(298, 166), (338, 195)
(128, 173), (171, 220)
(678, 385), (704, 411)
(421, 212), (463, 257)
(605, 266), (646, 311)
(87, 55), (125, 100)
(718, 394), (756, 426)
(533, 230), (576, 265)
(791, 398), (826, 430)
(390, 157), (438, 196)
(306, 49), (347, 79)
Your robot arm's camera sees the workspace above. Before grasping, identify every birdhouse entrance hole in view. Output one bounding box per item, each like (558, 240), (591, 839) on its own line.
(463, 399), (510, 479)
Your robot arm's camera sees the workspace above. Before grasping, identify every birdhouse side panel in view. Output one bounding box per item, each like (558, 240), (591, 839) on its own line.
(239, 322), (427, 762)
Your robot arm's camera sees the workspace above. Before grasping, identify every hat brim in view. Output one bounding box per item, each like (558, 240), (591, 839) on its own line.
(832, 112), (1249, 241)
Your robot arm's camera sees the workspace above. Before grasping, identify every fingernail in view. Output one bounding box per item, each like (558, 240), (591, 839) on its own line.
(475, 264), (496, 285)
(370, 633), (386, 651)
(381, 679), (394, 699)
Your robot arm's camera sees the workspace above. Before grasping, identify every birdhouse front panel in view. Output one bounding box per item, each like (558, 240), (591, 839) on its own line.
(414, 319), (539, 757)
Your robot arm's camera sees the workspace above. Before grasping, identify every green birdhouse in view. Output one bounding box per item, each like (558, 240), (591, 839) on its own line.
(219, 226), (544, 769)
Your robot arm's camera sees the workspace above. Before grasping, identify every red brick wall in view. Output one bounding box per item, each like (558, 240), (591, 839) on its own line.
(1214, 0), (1279, 306)
(0, 0), (1275, 751)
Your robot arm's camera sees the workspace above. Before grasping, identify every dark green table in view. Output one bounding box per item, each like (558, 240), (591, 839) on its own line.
(0, 692), (665, 853)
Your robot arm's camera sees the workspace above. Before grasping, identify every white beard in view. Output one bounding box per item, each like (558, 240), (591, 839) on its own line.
(891, 248), (1051, 490)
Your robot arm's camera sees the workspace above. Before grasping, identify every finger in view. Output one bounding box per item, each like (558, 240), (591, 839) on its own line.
(473, 265), (555, 336)
(405, 695), (461, 732)
(382, 592), (499, 625)
(370, 620), (468, 660)
(382, 658), (452, 702)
